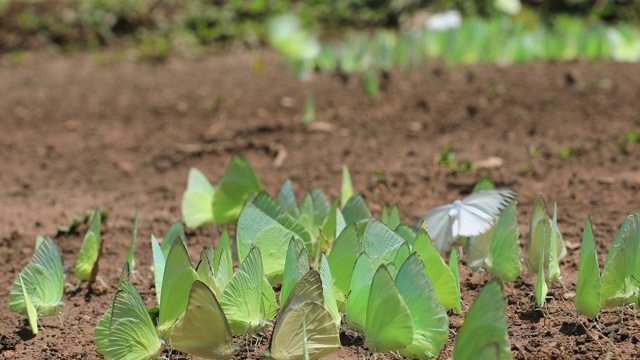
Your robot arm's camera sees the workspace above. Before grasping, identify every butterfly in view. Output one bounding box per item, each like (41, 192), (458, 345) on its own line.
(416, 189), (516, 252)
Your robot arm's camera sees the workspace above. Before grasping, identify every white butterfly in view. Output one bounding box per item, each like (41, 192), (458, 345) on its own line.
(416, 189), (516, 252)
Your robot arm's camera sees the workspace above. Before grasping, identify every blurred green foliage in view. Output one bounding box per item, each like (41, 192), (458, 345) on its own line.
(2, 0), (640, 54)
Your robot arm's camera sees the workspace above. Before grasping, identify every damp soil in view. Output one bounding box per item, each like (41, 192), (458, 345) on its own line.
(1, 50), (640, 359)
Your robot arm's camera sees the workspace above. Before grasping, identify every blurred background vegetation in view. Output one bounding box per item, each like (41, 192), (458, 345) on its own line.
(1, 0), (639, 55)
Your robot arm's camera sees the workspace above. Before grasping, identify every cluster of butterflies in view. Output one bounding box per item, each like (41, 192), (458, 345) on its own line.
(10, 153), (640, 359)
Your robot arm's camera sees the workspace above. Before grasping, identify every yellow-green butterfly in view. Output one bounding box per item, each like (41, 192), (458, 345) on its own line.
(412, 228), (458, 311)
(182, 155), (262, 228)
(452, 281), (510, 360)
(75, 208), (102, 281)
(220, 245), (274, 335)
(170, 280), (237, 359)
(263, 270), (339, 359)
(601, 210), (640, 309)
(9, 236), (64, 334)
(527, 195), (566, 275)
(395, 253), (449, 358)
(103, 275), (161, 359)
(575, 216), (600, 319)
(482, 201), (522, 283)
(157, 239), (198, 341)
(365, 264), (413, 353)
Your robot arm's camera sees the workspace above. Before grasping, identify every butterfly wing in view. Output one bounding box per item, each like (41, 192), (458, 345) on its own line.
(181, 167), (215, 228)
(10, 237), (64, 317)
(104, 286), (162, 360)
(268, 301), (339, 360)
(451, 281), (510, 360)
(220, 246), (265, 335)
(416, 204), (454, 252)
(365, 265), (413, 353)
(170, 280), (235, 359)
(457, 190), (516, 237)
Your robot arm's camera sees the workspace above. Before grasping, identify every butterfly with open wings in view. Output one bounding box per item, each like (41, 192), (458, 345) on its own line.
(416, 189), (517, 252)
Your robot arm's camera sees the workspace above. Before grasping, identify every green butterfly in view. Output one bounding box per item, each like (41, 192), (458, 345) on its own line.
(98, 266), (162, 360)
(342, 195), (373, 226)
(281, 237), (310, 306)
(365, 264), (413, 353)
(157, 239), (198, 341)
(170, 280), (237, 359)
(381, 204), (401, 230)
(479, 201), (522, 283)
(327, 224), (360, 308)
(449, 247), (462, 314)
(220, 245), (274, 335)
(362, 219), (405, 270)
(181, 167), (215, 228)
(341, 165), (354, 208)
(263, 270), (340, 359)
(75, 208), (102, 281)
(182, 155), (262, 228)
(535, 226), (549, 307)
(396, 253), (449, 358)
(412, 229), (458, 311)
(452, 281), (510, 360)
(601, 210), (640, 309)
(527, 195), (566, 275)
(95, 262), (134, 355)
(236, 191), (311, 284)
(575, 216), (600, 319)
(346, 253), (375, 333)
(9, 236), (64, 334)
(126, 210), (138, 272)
(268, 12), (320, 61)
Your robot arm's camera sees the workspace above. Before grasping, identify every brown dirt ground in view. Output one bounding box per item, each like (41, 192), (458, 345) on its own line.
(1, 50), (640, 359)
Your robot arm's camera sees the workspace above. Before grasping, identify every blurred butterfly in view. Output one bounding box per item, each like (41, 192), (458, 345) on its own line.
(416, 189), (516, 252)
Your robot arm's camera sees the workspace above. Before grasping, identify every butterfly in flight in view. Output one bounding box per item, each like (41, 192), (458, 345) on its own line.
(416, 189), (516, 252)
